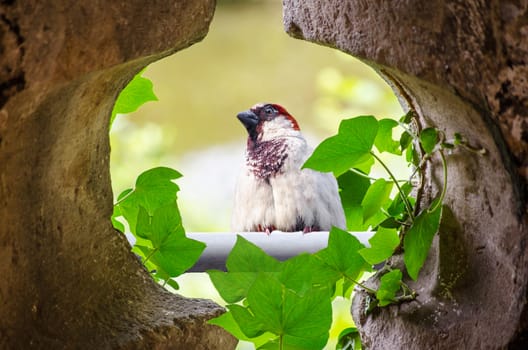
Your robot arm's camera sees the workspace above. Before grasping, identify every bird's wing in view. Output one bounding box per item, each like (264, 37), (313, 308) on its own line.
(271, 168), (345, 231)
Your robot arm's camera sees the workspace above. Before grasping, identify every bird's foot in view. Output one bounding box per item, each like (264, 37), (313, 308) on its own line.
(302, 226), (319, 234)
(257, 224), (276, 235)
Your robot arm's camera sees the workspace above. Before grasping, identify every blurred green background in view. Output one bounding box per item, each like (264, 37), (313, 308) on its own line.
(110, 0), (403, 348)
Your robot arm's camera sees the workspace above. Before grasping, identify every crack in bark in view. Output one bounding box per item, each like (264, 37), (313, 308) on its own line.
(0, 12), (26, 108)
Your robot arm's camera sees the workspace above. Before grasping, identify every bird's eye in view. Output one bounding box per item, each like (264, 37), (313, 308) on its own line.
(264, 107), (274, 115)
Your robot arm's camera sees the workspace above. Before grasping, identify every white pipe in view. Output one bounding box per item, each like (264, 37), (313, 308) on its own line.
(186, 231), (374, 272)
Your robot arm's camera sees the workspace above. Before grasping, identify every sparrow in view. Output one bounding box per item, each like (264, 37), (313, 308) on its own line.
(232, 102), (346, 233)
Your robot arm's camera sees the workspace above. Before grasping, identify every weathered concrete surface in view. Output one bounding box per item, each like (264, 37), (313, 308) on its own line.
(284, 1), (527, 349)
(0, 1), (236, 349)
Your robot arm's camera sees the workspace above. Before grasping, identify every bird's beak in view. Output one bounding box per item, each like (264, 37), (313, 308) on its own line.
(237, 110), (259, 136)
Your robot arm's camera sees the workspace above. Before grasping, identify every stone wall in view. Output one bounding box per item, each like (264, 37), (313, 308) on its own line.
(284, 1), (527, 348)
(0, 1), (236, 348)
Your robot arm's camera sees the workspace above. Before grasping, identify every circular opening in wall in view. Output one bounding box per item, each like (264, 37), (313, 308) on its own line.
(109, 1), (411, 348)
(110, 1), (406, 232)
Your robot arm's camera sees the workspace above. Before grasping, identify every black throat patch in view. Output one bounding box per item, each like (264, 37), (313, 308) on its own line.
(246, 139), (288, 180)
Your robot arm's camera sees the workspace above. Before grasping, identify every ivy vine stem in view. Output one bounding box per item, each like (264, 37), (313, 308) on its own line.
(428, 149), (448, 213)
(142, 247), (159, 265)
(347, 277), (377, 295)
(114, 189), (134, 206)
(370, 151), (415, 220)
(350, 167), (408, 183)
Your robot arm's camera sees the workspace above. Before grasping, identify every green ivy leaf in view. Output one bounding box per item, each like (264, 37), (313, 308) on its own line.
(111, 205), (125, 232)
(279, 253), (339, 295)
(400, 131), (412, 153)
(361, 178), (393, 223)
(378, 217), (401, 229)
(247, 274), (332, 349)
(162, 278), (180, 290)
(258, 340), (280, 350)
(208, 311), (246, 339)
(419, 127), (439, 154)
(228, 304), (265, 338)
(337, 116), (379, 149)
(208, 271), (259, 304)
(405, 144), (420, 166)
(246, 275), (283, 335)
(303, 116), (378, 176)
(116, 167), (182, 233)
(404, 203), (443, 280)
(153, 269), (180, 290)
(154, 233), (205, 277)
(133, 245), (155, 267)
(453, 132), (463, 145)
(208, 311), (273, 348)
(135, 204), (205, 277)
(353, 155), (375, 174)
(376, 269), (402, 306)
(226, 236), (282, 273)
(136, 204), (183, 247)
(208, 236), (281, 303)
(303, 137), (371, 177)
(338, 170), (371, 230)
(336, 327), (362, 350)
(316, 227), (370, 282)
(116, 187), (133, 201)
(399, 111), (413, 124)
(110, 71), (158, 127)
(375, 119), (401, 154)
(359, 227), (400, 265)
(281, 288), (332, 349)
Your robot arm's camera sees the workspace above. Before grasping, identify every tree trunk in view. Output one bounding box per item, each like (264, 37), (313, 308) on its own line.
(0, 1), (236, 348)
(284, 1), (527, 349)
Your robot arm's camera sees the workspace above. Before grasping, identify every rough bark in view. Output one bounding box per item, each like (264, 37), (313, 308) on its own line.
(0, 1), (236, 349)
(284, 1), (527, 349)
